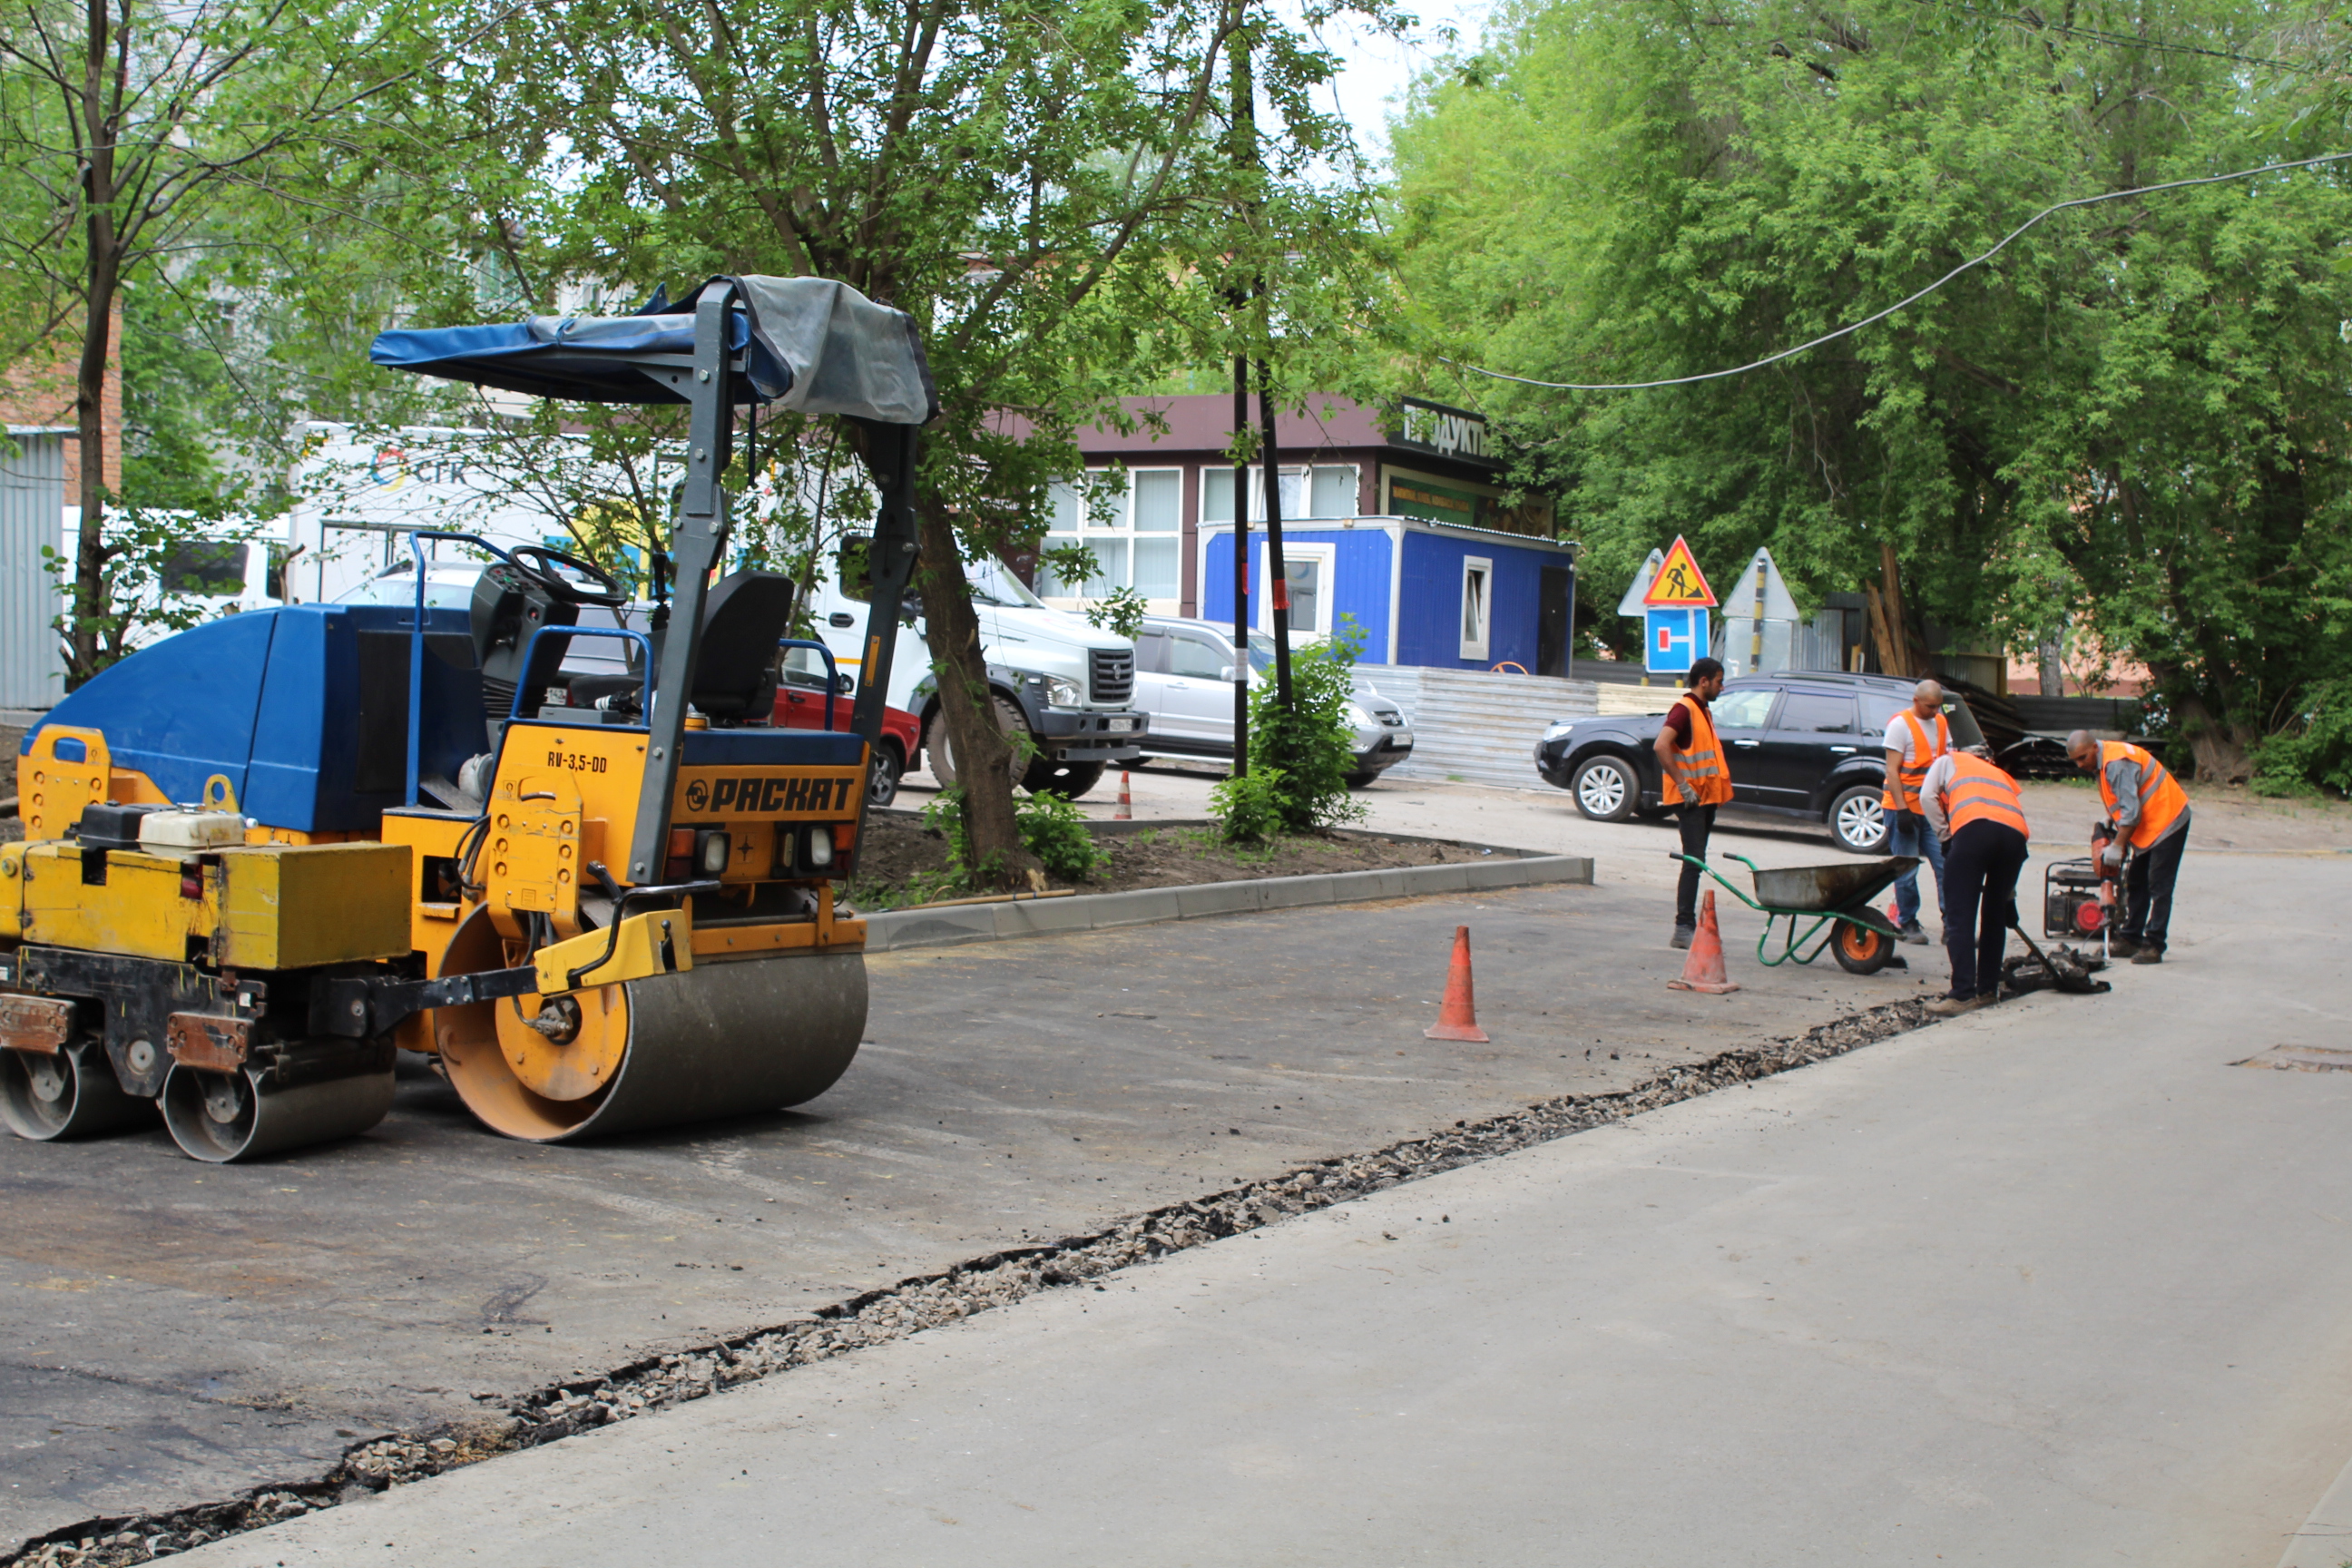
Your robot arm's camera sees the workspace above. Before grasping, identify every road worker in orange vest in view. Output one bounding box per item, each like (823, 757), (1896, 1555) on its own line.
(1919, 746), (2032, 1015)
(1653, 657), (1731, 949)
(2066, 730), (2190, 965)
(1880, 679), (1953, 946)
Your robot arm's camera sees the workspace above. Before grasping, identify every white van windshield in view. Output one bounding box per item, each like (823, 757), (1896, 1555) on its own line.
(965, 557), (1045, 609)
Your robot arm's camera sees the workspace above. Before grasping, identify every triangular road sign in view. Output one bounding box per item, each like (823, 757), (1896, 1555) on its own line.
(1616, 548), (1666, 617)
(1720, 547), (1800, 622)
(1642, 535), (1717, 607)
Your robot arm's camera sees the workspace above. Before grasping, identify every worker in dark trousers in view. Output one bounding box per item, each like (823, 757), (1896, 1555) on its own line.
(1652, 657), (1730, 948)
(1920, 748), (2031, 1016)
(2066, 730), (2190, 964)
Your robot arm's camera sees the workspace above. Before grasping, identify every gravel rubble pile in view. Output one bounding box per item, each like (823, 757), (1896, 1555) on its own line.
(5, 995), (1933, 1565)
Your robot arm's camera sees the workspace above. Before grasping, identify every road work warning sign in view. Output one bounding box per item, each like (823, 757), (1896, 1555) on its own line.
(1642, 535), (1717, 607)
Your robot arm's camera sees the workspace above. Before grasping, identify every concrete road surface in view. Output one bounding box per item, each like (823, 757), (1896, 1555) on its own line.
(170, 841), (2352, 1565)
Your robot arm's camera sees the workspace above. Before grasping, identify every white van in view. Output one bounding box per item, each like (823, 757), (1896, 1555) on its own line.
(806, 548), (1145, 798)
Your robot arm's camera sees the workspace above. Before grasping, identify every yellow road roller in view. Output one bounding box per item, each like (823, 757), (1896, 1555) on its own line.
(2, 275), (934, 1160)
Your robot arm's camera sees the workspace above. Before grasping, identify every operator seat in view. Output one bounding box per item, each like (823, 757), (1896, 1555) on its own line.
(559, 570), (796, 725)
(688, 571), (796, 723)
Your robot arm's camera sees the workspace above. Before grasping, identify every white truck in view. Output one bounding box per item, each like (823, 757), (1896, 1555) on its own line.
(811, 543), (1144, 799)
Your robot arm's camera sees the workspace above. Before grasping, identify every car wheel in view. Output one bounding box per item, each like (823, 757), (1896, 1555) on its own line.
(1023, 760), (1105, 799)
(1569, 755), (1639, 822)
(925, 694), (1029, 790)
(866, 741), (905, 808)
(1828, 784), (1888, 854)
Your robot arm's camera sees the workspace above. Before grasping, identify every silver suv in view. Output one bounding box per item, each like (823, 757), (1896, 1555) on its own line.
(1130, 616), (1415, 787)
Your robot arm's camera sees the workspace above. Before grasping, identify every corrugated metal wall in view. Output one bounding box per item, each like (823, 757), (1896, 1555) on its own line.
(0, 430), (67, 710)
(1353, 664), (1598, 790)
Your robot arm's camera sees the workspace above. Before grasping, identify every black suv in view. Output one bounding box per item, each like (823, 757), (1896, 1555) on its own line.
(1531, 672), (1986, 853)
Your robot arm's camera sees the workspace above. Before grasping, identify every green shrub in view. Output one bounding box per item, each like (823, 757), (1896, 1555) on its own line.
(1210, 765), (1289, 844)
(2251, 677), (2352, 798)
(1015, 788), (1106, 880)
(920, 784), (1104, 881)
(1239, 618), (1368, 835)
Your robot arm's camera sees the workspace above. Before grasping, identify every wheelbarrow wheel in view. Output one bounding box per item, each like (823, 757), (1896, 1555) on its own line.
(1830, 920), (1896, 975)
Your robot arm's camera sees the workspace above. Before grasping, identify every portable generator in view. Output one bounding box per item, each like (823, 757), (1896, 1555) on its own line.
(2044, 857), (2107, 940)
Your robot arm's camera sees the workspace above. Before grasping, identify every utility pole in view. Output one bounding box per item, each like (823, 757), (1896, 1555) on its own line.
(1257, 359), (1295, 712)
(1228, 25), (1255, 773)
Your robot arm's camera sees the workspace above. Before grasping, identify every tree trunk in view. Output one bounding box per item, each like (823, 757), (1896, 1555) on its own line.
(70, 260), (117, 685)
(68, 7), (120, 687)
(2168, 689), (2251, 786)
(913, 503), (1035, 887)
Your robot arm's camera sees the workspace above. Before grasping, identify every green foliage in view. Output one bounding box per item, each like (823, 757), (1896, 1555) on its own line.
(1082, 584), (1151, 643)
(2251, 679), (2352, 798)
(1391, 0), (2352, 780)
(1243, 619), (1367, 834)
(1014, 789), (1107, 881)
(920, 785), (1105, 883)
(1210, 766), (1290, 843)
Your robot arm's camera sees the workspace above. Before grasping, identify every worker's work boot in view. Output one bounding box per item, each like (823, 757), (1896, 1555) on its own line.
(1925, 993), (1988, 1017)
(1896, 922), (1929, 946)
(1671, 924), (1695, 951)
(2131, 946), (2163, 965)
(2105, 936), (2141, 959)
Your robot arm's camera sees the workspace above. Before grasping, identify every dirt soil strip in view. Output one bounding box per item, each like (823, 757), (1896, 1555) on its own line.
(5, 996), (1936, 1568)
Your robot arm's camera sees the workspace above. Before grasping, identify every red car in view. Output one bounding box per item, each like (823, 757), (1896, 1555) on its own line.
(773, 668), (920, 808)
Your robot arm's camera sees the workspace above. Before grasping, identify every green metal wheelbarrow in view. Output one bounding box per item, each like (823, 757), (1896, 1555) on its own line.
(1671, 853), (1918, 975)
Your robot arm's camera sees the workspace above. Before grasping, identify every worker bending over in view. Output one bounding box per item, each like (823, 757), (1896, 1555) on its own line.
(1654, 657), (1730, 949)
(1920, 747), (2031, 1016)
(1880, 679), (1951, 945)
(2066, 730), (2190, 965)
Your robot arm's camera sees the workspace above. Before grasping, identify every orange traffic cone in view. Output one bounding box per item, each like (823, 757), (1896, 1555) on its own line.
(1426, 926), (1490, 1042)
(1668, 890), (1740, 994)
(1114, 770), (1132, 820)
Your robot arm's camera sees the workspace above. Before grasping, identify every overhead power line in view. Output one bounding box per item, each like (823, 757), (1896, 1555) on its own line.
(1906, 0), (2319, 74)
(1448, 150), (2352, 392)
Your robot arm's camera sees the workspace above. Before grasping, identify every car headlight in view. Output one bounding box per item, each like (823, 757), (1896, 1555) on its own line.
(1044, 676), (1083, 708)
(1347, 702), (1375, 730)
(1542, 721), (1577, 742)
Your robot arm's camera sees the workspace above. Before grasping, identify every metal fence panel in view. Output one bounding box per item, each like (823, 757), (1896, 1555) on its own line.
(0, 430), (67, 710)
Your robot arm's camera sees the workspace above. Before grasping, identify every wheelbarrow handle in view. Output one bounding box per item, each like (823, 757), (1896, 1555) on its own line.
(1668, 853), (1769, 912)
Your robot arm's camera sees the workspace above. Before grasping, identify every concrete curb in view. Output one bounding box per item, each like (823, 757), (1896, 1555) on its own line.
(864, 851), (1595, 953)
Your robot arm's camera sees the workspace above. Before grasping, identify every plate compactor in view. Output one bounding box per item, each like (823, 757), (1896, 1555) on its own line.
(1, 275), (936, 1161)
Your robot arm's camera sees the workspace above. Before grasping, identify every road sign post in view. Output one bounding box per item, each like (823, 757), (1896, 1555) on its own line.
(1720, 546), (1801, 677)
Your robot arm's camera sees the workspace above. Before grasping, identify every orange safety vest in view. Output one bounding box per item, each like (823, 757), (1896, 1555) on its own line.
(1661, 693), (1732, 807)
(1880, 709), (1951, 812)
(1942, 752), (2030, 839)
(2097, 740), (2188, 850)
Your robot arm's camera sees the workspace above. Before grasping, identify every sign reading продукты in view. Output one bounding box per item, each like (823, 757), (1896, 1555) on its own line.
(1392, 397), (1502, 470)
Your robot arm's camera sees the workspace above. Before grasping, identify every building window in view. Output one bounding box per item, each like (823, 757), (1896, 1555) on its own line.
(1459, 556), (1493, 661)
(1254, 543), (1332, 638)
(1035, 468), (1181, 605)
(1202, 465), (1358, 522)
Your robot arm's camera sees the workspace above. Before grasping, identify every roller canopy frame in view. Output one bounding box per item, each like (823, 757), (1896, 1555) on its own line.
(371, 276), (931, 888)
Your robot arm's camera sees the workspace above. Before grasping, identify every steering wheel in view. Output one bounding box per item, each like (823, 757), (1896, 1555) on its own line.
(507, 544), (630, 608)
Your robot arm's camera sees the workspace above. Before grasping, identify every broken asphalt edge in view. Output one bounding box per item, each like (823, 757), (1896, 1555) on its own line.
(4, 995), (1937, 1567)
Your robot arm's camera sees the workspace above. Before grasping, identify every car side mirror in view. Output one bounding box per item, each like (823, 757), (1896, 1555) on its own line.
(1219, 665), (1236, 681)
(835, 672), (856, 694)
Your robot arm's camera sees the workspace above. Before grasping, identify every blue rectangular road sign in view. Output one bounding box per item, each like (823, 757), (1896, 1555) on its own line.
(1645, 607), (1706, 675)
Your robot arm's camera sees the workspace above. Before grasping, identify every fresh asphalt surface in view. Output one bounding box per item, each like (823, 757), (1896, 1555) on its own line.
(0, 868), (1886, 1548)
(168, 840), (2352, 1567)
